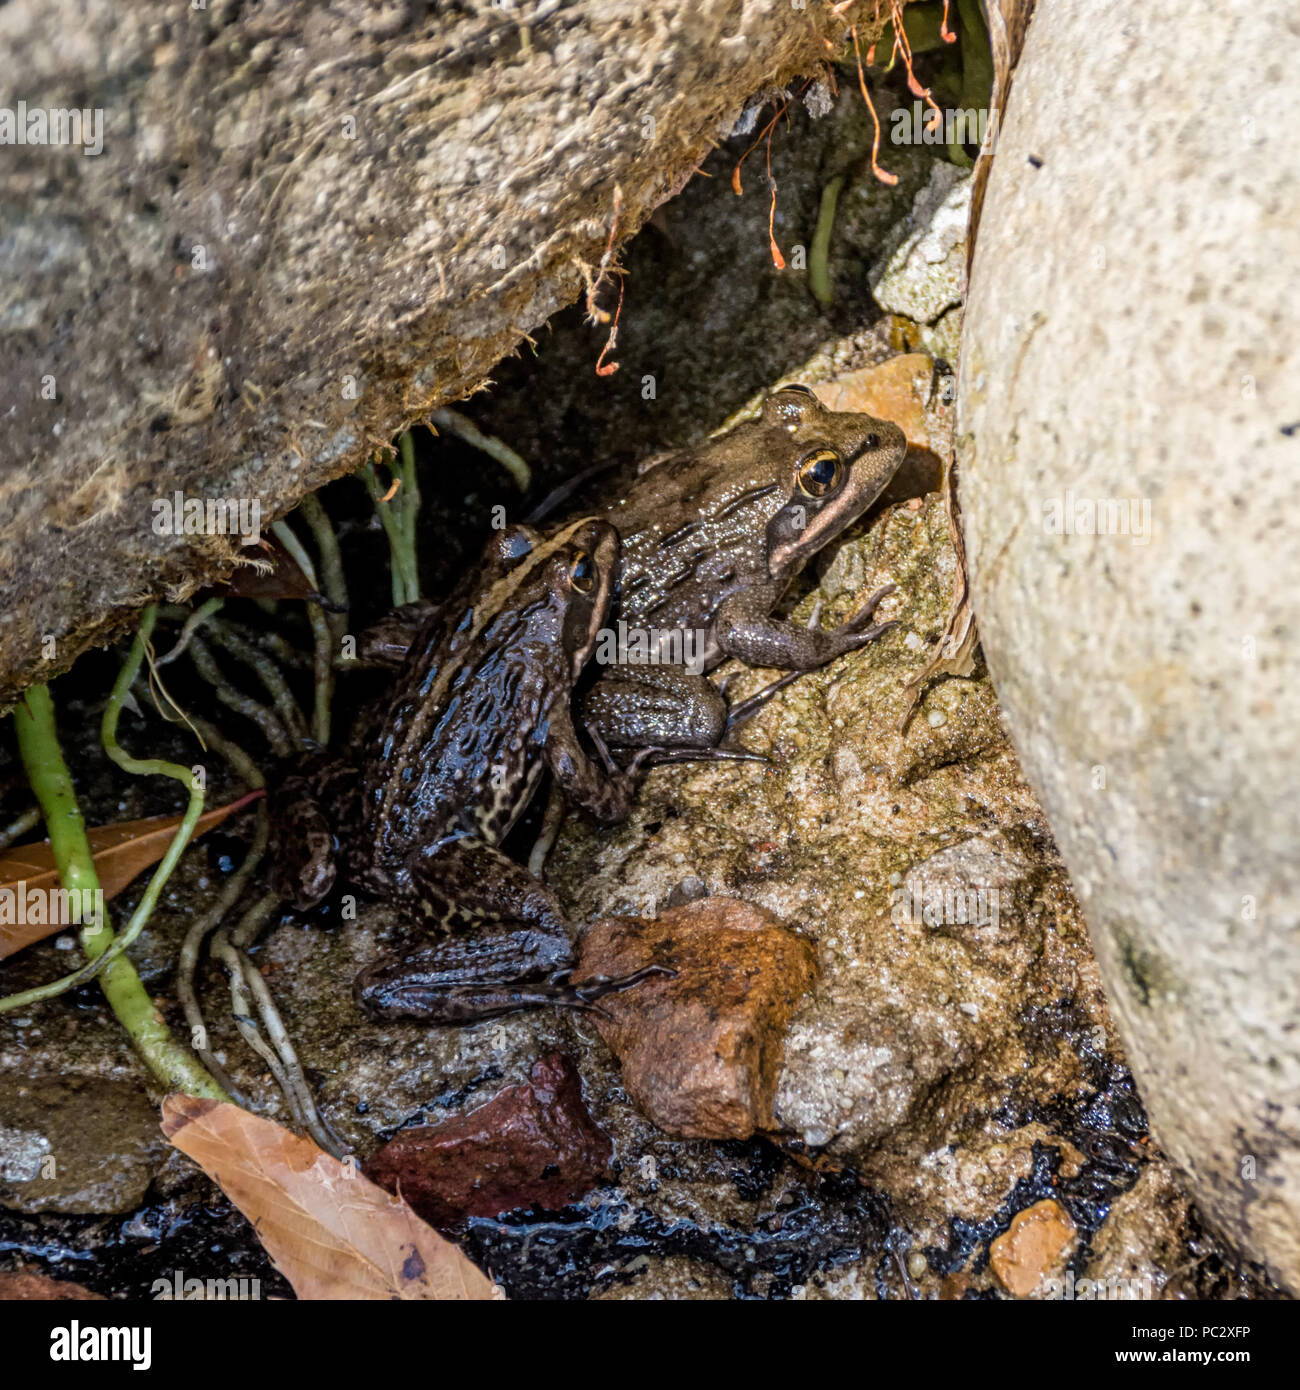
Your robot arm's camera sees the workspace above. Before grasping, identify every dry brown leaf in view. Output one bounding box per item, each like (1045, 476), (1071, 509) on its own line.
(0, 790), (263, 960)
(217, 534), (317, 600)
(161, 1095), (504, 1301)
(967, 0), (1037, 277)
(899, 450), (979, 730)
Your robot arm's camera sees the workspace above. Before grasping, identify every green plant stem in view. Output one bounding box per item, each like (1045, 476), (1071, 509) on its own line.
(397, 430), (422, 595)
(809, 175), (844, 306)
(298, 492), (350, 651)
(269, 519), (333, 745)
(7, 673), (227, 1099)
(430, 408), (531, 491)
(363, 451), (421, 606)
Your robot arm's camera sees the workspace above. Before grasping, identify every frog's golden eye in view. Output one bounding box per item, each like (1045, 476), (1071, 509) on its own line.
(797, 448), (842, 498)
(568, 551), (596, 592)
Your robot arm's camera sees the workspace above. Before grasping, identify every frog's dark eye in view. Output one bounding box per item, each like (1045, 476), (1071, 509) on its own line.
(797, 448), (842, 498)
(568, 551), (596, 592)
(782, 383), (817, 397)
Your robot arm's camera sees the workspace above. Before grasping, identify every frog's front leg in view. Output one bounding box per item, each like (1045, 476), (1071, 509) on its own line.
(580, 665), (728, 751)
(712, 582), (898, 670)
(543, 701), (647, 823)
(353, 838), (660, 1023)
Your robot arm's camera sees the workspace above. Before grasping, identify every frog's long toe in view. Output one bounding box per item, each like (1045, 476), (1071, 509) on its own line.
(845, 582), (898, 629)
(842, 618), (899, 652)
(723, 671), (804, 731)
(562, 963), (675, 1006)
(638, 744), (770, 768)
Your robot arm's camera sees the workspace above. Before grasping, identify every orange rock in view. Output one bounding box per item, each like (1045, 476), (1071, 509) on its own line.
(990, 1198), (1077, 1297)
(574, 896), (817, 1140)
(813, 354), (936, 450)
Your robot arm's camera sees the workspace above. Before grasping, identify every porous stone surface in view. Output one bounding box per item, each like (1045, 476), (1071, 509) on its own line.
(869, 160), (970, 355)
(958, 0), (1300, 1290)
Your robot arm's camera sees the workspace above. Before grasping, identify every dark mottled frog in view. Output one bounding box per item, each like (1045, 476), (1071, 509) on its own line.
(271, 518), (658, 1024)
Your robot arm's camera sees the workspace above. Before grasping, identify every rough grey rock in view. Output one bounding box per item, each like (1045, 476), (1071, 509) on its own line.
(869, 161), (970, 337)
(958, 0), (1300, 1291)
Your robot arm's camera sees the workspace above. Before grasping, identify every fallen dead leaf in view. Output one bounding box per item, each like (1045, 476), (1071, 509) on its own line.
(899, 450), (979, 729)
(0, 791), (264, 960)
(160, 1095), (503, 1301)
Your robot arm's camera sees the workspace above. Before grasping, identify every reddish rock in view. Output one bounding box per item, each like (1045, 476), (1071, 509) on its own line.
(363, 1052), (611, 1227)
(0, 1268), (103, 1300)
(574, 896), (818, 1140)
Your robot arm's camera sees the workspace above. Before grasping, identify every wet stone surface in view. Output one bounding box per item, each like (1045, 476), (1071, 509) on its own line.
(0, 1074), (167, 1216)
(364, 1052), (613, 1229)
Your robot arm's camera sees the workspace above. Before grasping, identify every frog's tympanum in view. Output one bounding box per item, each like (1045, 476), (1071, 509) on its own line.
(579, 384), (908, 750)
(271, 518), (660, 1024)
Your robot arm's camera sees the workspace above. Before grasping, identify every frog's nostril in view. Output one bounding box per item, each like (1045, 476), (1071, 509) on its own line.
(865, 433), (880, 450)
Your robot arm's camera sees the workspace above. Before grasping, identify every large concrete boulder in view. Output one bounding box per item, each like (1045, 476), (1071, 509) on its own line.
(959, 0), (1300, 1288)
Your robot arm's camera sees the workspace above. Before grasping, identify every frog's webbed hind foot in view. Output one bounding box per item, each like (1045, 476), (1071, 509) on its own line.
(354, 920), (568, 1023)
(635, 744), (770, 768)
(722, 671), (804, 733)
(391, 963), (674, 1024)
(353, 837), (671, 1024)
(356, 947), (671, 1025)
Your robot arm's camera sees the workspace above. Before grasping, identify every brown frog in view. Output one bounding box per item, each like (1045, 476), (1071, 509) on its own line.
(579, 383), (908, 750)
(271, 517), (661, 1023)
